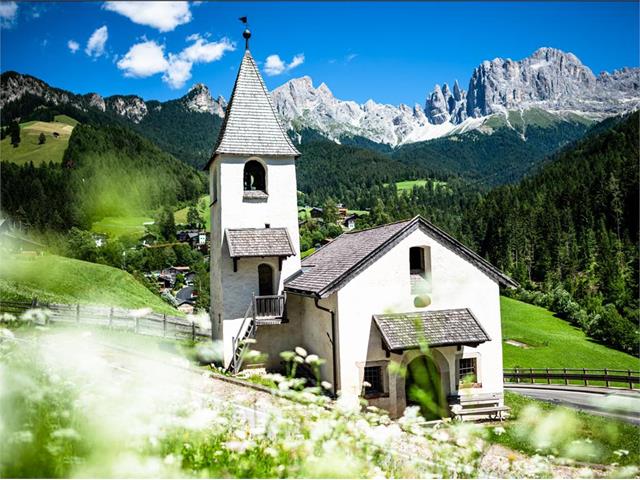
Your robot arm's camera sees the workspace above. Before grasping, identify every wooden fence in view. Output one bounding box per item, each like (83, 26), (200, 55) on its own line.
(0, 299), (211, 342)
(504, 367), (639, 389)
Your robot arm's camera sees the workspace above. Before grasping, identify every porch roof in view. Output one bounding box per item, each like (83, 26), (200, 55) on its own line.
(373, 308), (490, 351)
(225, 227), (295, 258)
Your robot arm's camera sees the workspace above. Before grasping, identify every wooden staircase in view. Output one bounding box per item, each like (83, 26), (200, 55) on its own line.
(226, 294), (285, 374)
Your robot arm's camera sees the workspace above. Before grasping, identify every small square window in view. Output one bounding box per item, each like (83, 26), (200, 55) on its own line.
(363, 365), (384, 397)
(459, 358), (477, 384)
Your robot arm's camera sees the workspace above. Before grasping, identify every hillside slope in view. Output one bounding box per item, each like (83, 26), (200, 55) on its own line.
(501, 297), (638, 370)
(392, 109), (593, 185)
(1, 124), (206, 230)
(0, 254), (178, 315)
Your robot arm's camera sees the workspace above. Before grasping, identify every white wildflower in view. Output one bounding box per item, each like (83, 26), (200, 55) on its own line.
(493, 425), (506, 436)
(305, 354), (319, 364)
(294, 346), (307, 357)
(293, 355), (304, 364)
(163, 453), (176, 465)
(321, 381), (332, 390)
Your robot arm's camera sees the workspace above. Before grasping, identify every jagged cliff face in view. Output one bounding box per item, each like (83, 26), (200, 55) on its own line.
(271, 76), (457, 146)
(463, 47), (633, 117)
(1, 47), (638, 146)
(271, 48), (638, 146)
(182, 83), (226, 116)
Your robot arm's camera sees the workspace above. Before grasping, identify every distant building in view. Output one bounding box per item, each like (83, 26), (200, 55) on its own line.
(140, 232), (157, 247)
(92, 233), (107, 248)
(343, 214), (358, 230)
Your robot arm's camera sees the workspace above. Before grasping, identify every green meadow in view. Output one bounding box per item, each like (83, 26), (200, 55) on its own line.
(1, 120), (74, 165)
(501, 296), (639, 370)
(90, 216), (154, 240)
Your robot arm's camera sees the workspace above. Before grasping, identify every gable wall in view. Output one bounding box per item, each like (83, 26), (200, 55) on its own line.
(335, 227), (503, 400)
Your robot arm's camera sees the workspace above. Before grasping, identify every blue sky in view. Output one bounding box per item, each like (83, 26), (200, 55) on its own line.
(1, 2), (638, 106)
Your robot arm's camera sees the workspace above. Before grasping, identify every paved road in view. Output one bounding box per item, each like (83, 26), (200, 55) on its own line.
(505, 385), (640, 424)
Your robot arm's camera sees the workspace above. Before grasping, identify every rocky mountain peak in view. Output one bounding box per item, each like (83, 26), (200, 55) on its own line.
(105, 95), (148, 123)
(183, 82), (225, 116)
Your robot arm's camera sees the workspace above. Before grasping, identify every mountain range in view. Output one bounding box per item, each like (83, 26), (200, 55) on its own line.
(2, 47), (638, 149)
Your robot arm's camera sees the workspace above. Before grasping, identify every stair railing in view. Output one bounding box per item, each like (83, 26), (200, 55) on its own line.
(228, 299), (256, 374)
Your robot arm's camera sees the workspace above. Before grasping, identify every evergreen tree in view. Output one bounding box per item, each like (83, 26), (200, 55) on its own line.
(38, 132), (46, 145)
(157, 206), (177, 241)
(9, 120), (20, 147)
(187, 206), (203, 228)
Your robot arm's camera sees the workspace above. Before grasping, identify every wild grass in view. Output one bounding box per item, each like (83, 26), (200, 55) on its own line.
(492, 392), (640, 467)
(501, 296), (639, 370)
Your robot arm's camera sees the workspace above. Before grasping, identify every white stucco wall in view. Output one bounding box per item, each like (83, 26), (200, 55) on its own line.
(334, 227), (503, 408)
(209, 154), (301, 354)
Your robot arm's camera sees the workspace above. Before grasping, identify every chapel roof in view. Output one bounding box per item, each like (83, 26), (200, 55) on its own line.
(208, 49), (300, 164)
(373, 308), (491, 351)
(226, 227), (296, 258)
(284, 215), (518, 298)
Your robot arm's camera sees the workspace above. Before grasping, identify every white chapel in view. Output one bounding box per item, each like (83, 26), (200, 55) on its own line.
(208, 27), (517, 418)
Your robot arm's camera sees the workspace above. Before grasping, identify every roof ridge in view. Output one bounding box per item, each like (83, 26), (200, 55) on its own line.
(345, 215), (417, 235)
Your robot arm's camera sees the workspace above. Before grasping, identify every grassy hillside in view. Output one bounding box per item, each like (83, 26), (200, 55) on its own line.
(0, 120), (73, 165)
(501, 296), (638, 370)
(174, 195), (210, 229)
(0, 253), (178, 315)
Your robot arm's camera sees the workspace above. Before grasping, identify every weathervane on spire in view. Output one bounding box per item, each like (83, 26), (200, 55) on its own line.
(239, 16), (250, 50)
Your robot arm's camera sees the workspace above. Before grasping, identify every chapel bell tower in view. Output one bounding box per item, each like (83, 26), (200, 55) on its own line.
(206, 26), (302, 352)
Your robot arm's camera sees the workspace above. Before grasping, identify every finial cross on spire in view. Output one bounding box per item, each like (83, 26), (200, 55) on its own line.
(239, 16), (250, 50)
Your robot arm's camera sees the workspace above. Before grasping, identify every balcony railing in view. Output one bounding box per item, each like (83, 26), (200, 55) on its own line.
(254, 294), (285, 320)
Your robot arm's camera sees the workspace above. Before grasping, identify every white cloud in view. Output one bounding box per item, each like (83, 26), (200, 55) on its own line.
(85, 25), (108, 58)
(103, 1), (191, 32)
(163, 54), (192, 89)
(0, 1), (18, 28)
(180, 37), (234, 63)
(117, 40), (168, 77)
(264, 53), (305, 76)
(68, 40), (79, 54)
(116, 35), (234, 88)
(288, 54), (305, 70)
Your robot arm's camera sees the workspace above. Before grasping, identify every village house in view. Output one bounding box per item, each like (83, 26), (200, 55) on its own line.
(343, 213), (358, 231)
(208, 28), (516, 418)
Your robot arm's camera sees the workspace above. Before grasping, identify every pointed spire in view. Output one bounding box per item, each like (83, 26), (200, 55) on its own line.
(211, 48), (300, 159)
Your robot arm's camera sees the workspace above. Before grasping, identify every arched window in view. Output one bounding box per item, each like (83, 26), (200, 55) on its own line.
(258, 263), (274, 296)
(243, 160), (266, 192)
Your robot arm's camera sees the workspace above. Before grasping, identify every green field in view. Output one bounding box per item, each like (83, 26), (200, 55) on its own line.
(0, 253), (178, 315)
(91, 216), (154, 240)
(1, 120), (74, 165)
(384, 179), (450, 194)
(501, 296), (639, 370)
(174, 195), (210, 229)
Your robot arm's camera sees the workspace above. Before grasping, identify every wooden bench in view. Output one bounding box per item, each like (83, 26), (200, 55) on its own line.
(448, 392), (510, 421)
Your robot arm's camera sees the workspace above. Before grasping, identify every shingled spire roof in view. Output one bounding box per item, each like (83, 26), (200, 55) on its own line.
(211, 50), (300, 160)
